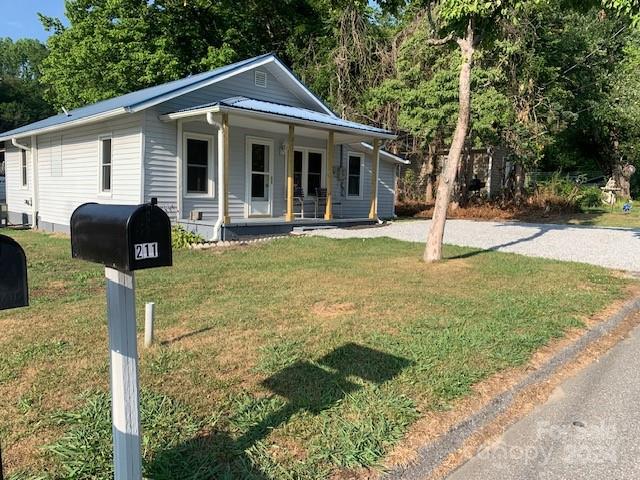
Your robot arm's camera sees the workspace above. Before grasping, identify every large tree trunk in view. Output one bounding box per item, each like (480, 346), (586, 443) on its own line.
(612, 163), (631, 200)
(424, 24), (475, 262)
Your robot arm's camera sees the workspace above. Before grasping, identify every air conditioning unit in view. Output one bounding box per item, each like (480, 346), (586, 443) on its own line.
(189, 210), (203, 221)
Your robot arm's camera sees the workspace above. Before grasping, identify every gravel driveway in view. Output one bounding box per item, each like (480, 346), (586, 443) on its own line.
(311, 219), (640, 272)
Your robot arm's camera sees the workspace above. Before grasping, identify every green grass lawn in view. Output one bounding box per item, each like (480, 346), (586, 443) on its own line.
(525, 202), (640, 229)
(0, 229), (632, 479)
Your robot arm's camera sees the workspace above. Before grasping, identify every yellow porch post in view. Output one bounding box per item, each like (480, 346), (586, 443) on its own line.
(286, 125), (295, 222)
(324, 131), (334, 220)
(222, 113), (230, 224)
(369, 138), (380, 220)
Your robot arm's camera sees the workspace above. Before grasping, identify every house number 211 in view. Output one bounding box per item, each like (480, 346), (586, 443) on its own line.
(134, 242), (159, 260)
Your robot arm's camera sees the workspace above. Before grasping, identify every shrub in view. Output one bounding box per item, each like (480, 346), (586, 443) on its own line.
(577, 186), (602, 209)
(171, 225), (204, 249)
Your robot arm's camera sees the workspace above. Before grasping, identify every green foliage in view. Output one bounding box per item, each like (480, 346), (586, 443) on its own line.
(45, 390), (206, 479)
(39, 0), (328, 109)
(578, 186), (603, 208)
(0, 38), (53, 132)
(171, 225), (204, 249)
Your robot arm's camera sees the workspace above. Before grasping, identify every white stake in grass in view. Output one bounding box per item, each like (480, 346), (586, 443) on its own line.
(144, 302), (155, 348)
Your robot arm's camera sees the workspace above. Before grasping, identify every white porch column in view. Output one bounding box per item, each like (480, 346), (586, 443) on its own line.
(221, 113), (230, 224)
(369, 138), (380, 220)
(176, 119), (184, 221)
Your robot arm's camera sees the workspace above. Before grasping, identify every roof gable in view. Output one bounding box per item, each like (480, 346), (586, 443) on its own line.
(0, 53), (336, 141)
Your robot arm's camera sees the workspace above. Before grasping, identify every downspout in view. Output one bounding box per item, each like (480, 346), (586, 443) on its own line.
(11, 138), (37, 228)
(206, 112), (225, 241)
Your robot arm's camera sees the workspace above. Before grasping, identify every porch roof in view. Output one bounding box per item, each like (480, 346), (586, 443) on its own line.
(160, 96), (396, 140)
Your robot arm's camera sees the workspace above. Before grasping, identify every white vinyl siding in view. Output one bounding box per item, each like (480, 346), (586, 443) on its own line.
(5, 140), (32, 221)
(158, 64), (315, 112)
(36, 113), (143, 227)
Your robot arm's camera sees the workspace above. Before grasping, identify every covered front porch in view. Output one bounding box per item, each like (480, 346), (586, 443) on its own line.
(160, 96), (397, 241)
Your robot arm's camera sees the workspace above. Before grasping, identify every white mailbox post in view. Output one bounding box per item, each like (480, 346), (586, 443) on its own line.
(70, 201), (172, 480)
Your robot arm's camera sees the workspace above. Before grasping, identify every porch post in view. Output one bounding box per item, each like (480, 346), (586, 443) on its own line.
(369, 138), (380, 220)
(222, 113), (230, 224)
(324, 131), (334, 220)
(176, 119), (183, 221)
(286, 125), (295, 222)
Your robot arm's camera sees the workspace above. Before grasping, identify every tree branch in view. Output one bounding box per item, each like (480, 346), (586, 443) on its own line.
(427, 32), (455, 45)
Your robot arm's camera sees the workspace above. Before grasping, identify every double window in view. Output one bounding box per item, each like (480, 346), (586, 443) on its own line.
(292, 148), (325, 197)
(346, 152), (364, 199)
(99, 136), (112, 193)
(184, 133), (214, 196)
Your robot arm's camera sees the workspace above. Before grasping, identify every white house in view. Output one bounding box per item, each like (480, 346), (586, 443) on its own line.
(0, 53), (407, 240)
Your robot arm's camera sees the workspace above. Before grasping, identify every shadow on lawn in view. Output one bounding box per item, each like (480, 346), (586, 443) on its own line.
(146, 343), (412, 479)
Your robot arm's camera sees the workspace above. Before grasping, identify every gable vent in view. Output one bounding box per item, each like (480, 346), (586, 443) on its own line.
(254, 70), (267, 88)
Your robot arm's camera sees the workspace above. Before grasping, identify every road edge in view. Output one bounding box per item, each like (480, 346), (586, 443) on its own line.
(383, 294), (640, 480)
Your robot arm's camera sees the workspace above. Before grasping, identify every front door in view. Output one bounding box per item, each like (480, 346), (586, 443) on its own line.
(246, 137), (273, 216)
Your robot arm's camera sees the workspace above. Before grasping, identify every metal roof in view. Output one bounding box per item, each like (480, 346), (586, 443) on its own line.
(0, 53), (281, 141)
(170, 96), (394, 136)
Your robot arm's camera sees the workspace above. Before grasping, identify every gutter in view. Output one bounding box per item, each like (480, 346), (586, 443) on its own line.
(0, 108), (129, 143)
(11, 138), (38, 228)
(11, 137), (29, 151)
(206, 112), (225, 241)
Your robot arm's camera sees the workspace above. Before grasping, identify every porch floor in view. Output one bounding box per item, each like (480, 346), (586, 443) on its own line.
(179, 216), (377, 241)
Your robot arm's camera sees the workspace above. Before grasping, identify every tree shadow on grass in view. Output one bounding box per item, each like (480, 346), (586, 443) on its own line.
(146, 343), (412, 479)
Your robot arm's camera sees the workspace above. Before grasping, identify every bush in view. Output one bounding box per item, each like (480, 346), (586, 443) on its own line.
(171, 225), (204, 249)
(577, 186), (602, 209)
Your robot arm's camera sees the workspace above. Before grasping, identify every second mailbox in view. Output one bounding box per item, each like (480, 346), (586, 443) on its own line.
(71, 202), (172, 272)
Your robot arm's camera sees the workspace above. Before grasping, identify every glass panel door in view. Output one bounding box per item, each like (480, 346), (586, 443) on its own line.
(248, 141), (272, 216)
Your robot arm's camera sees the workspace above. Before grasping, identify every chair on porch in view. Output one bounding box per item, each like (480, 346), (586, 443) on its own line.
(294, 185), (305, 219)
(314, 188), (343, 219)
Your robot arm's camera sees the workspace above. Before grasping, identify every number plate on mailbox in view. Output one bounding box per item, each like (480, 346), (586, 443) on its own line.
(135, 242), (158, 260)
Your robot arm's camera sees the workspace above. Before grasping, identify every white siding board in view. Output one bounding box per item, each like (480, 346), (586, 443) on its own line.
(37, 113), (143, 226)
(158, 65), (315, 113)
(5, 141), (32, 219)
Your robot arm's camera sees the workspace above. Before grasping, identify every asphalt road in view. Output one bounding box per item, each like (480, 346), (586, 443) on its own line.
(312, 219), (640, 271)
(446, 321), (640, 480)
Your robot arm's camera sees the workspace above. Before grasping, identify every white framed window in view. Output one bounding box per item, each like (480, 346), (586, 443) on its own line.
(98, 135), (112, 195)
(20, 149), (28, 188)
(291, 147), (326, 197)
(183, 132), (215, 197)
(346, 152), (364, 199)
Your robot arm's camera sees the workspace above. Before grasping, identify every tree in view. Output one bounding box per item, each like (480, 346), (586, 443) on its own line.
(420, 1), (545, 262)
(0, 38), (53, 132)
(40, 0), (327, 109)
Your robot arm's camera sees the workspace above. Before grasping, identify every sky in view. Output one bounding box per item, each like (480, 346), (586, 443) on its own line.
(0, 0), (67, 42)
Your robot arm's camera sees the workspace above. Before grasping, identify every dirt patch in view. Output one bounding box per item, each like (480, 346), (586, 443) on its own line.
(312, 302), (356, 319)
(377, 285), (640, 480)
(395, 199), (581, 224)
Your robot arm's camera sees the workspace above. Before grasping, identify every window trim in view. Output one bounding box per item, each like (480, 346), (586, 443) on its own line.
(289, 146), (326, 198)
(97, 134), (113, 197)
(345, 151), (365, 200)
(182, 131), (215, 198)
(20, 149), (29, 189)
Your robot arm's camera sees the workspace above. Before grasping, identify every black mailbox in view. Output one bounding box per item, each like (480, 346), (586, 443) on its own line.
(0, 234), (29, 310)
(70, 202), (172, 271)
